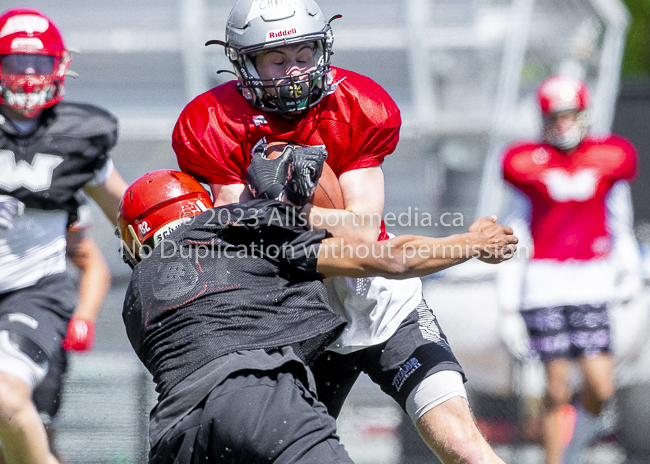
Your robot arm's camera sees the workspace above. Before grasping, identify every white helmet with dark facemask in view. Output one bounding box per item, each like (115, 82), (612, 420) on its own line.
(216, 0), (336, 114)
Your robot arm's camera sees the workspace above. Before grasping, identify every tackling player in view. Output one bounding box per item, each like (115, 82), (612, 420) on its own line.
(0, 8), (127, 464)
(172, 1), (507, 462)
(117, 167), (517, 464)
(498, 75), (638, 464)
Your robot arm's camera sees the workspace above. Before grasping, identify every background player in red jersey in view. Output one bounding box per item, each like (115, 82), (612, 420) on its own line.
(498, 75), (638, 464)
(0, 8), (127, 464)
(173, 1), (507, 463)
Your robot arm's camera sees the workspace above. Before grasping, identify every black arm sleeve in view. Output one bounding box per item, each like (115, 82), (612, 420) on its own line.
(279, 228), (331, 280)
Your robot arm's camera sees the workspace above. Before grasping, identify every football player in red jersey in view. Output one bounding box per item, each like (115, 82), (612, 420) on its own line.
(0, 8), (127, 464)
(498, 75), (639, 464)
(173, 1), (507, 463)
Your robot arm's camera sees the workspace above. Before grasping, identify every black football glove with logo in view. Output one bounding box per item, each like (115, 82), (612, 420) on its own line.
(246, 143), (293, 200)
(283, 146), (328, 207)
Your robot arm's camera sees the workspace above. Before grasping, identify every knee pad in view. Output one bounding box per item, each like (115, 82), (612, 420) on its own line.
(0, 330), (49, 389)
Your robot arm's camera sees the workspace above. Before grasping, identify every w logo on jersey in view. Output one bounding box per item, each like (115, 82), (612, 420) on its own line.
(0, 150), (63, 192)
(540, 168), (598, 202)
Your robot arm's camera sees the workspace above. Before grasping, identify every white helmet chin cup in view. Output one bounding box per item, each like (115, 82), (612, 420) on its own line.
(223, 0), (335, 114)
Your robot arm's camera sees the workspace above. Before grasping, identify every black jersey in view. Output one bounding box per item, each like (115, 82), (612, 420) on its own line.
(0, 102), (118, 293)
(123, 200), (346, 397)
(0, 102), (118, 217)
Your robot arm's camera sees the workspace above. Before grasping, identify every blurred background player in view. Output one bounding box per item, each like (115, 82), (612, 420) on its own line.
(37, 198), (111, 463)
(497, 75), (639, 464)
(0, 8), (127, 464)
(116, 167), (516, 463)
(173, 0), (506, 462)
(0, 197), (112, 464)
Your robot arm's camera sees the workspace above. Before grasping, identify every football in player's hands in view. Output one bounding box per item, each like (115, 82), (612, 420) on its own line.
(265, 142), (344, 209)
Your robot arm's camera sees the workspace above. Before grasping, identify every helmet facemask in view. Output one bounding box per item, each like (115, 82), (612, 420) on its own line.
(228, 28), (334, 114)
(217, 0), (339, 115)
(542, 109), (591, 151)
(0, 53), (70, 117)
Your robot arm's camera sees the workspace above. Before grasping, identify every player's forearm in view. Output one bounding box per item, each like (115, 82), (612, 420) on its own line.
(85, 168), (128, 225)
(317, 233), (483, 279)
(74, 265), (111, 321)
(306, 204), (382, 242)
(210, 183), (254, 207)
(384, 233), (482, 277)
(67, 235), (112, 321)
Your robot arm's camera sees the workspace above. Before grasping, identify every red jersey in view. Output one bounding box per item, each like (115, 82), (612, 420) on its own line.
(173, 67), (401, 185)
(502, 135), (637, 261)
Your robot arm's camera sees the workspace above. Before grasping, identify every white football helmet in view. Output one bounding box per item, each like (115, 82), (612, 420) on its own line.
(210, 0), (337, 114)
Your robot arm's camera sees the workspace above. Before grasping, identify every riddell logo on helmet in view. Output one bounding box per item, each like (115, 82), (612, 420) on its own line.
(267, 28), (300, 40)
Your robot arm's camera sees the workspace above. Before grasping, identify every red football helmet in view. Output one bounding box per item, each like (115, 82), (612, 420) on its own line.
(537, 75), (591, 150)
(0, 8), (71, 116)
(117, 170), (213, 267)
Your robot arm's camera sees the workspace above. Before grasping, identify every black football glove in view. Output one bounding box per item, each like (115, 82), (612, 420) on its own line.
(246, 143), (293, 200)
(283, 146), (328, 207)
